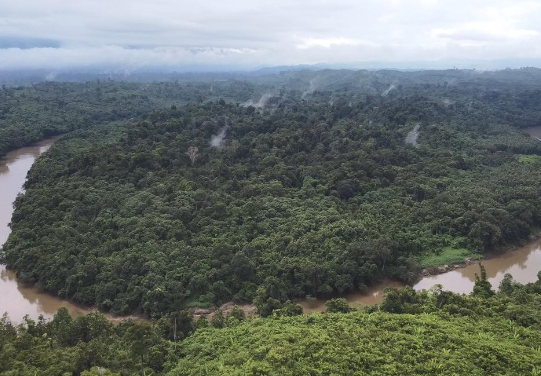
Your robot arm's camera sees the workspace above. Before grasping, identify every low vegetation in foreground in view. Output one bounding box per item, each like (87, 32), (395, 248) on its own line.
(0, 270), (540, 375)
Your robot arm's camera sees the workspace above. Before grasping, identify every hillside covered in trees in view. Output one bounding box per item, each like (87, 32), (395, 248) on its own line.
(0, 271), (540, 375)
(0, 79), (269, 158)
(3, 67), (541, 158)
(3, 68), (541, 316)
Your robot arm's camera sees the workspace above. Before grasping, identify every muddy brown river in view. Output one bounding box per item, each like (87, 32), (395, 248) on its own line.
(1, 136), (541, 320)
(0, 137), (95, 322)
(301, 239), (541, 313)
(524, 126), (541, 140)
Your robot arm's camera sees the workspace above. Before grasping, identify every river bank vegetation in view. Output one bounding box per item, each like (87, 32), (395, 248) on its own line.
(0, 79), (269, 158)
(1, 69), (541, 375)
(3, 69), (541, 316)
(0, 270), (539, 375)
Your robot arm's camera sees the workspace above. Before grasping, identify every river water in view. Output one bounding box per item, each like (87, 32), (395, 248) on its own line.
(300, 126), (541, 312)
(0, 137), (94, 322)
(1, 136), (541, 320)
(524, 126), (541, 140)
(301, 239), (541, 313)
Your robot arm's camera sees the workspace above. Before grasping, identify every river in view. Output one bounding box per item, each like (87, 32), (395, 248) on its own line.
(524, 126), (541, 140)
(1, 136), (541, 320)
(0, 137), (95, 322)
(301, 238), (541, 313)
(300, 126), (541, 312)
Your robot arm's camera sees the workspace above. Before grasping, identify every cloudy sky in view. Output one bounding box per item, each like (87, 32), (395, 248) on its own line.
(1, 0), (540, 70)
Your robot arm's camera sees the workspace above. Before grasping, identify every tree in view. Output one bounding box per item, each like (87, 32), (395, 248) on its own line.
(228, 306), (246, 322)
(472, 264), (494, 299)
(499, 273), (515, 296)
(273, 300), (304, 317)
(125, 323), (158, 376)
(159, 311), (195, 343)
(325, 298), (352, 313)
(173, 311), (195, 341)
(51, 307), (73, 345)
(211, 309), (226, 328)
(195, 316), (209, 329)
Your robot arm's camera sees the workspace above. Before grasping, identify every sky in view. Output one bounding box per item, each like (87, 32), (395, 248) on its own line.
(0, 0), (540, 71)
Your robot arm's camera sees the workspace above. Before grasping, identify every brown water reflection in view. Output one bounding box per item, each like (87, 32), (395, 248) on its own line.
(0, 267), (93, 321)
(302, 238), (541, 313)
(523, 126), (541, 141)
(300, 280), (404, 313)
(414, 238), (541, 293)
(0, 137), (94, 322)
(0, 138), (57, 245)
(1, 137), (541, 320)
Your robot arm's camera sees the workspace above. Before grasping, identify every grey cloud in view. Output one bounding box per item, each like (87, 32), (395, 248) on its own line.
(0, 0), (540, 70)
(0, 36), (61, 49)
(436, 30), (506, 42)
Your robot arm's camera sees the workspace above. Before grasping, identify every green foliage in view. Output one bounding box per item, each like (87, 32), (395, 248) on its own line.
(0, 274), (540, 375)
(273, 300), (304, 317)
(2, 69), (541, 375)
(325, 298), (352, 313)
(126, 323), (160, 375)
(473, 264), (495, 299)
(4, 82), (541, 316)
(0, 82), (155, 158)
(170, 279), (541, 375)
(157, 311), (195, 342)
(518, 154), (541, 163)
(419, 247), (481, 268)
(228, 306), (246, 322)
(172, 313), (541, 375)
(195, 316), (209, 329)
(0, 311), (175, 375)
(210, 310), (226, 329)
(0, 79), (269, 158)
(499, 273), (517, 296)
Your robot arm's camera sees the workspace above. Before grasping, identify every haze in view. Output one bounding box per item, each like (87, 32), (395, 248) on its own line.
(1, 0), (541, 71)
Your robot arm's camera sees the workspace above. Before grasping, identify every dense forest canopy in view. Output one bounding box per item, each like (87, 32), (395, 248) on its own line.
(0, 271), (540, 375)
(0, 79), (270, 158)
(2, 67), (541, 157)
(2, 69), (541, 317)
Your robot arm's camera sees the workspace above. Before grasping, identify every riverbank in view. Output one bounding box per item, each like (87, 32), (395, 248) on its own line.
(523, 125), (541, 141)
(19, 232), (541, 321)
(0, 136), (147, 324)
(419, 231), (541, 278)
(192, 235), (541, 316)
(2, 134), (541, 322)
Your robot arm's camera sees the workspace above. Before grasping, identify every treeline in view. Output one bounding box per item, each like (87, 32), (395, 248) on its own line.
(173, 271), (541, 375)
(3, 68), (541, 159)
(0, 79), (267, 158)
(3, 91), (541, 316)
(0, 270), (540, 375)
(0, 307), (232, 375)
(0, 82), (154, 157)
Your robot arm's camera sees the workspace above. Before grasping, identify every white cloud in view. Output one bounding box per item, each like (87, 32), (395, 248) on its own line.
(0, 46), (266, 70)
(0, 0), (539, 70)
(434, 22), (540, 43)
(296, 38), (373, 49)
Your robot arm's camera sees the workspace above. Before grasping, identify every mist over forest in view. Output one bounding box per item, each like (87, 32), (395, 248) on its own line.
(1, 0), (541, 375)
